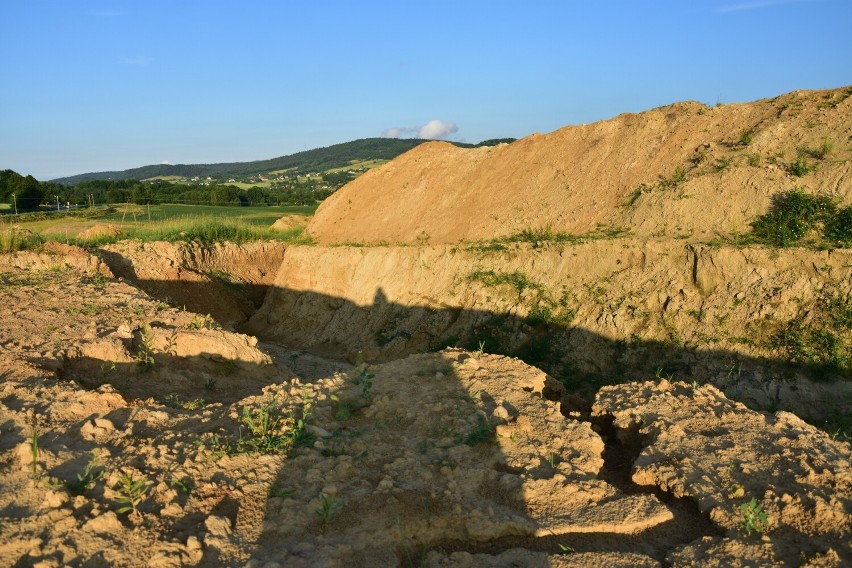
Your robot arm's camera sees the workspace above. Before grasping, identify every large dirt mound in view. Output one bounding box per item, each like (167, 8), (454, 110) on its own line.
(307, 86), (852, 245)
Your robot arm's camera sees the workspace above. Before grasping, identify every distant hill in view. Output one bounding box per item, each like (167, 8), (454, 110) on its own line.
(51, 138), (516, 185)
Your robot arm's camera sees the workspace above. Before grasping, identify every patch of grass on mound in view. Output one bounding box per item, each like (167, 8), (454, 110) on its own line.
(467, 224), (630, 252)
(750, 188), (849, 248)
(768, 288), (851, 379)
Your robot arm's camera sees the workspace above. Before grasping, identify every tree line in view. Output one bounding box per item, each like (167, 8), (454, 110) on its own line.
(0, 169), (343, 211)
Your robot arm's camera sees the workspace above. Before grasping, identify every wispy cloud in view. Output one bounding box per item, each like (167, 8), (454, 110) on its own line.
(715, 0), (809, 13)
(121, 56), (153, 66)
(383, 119), (459, 140)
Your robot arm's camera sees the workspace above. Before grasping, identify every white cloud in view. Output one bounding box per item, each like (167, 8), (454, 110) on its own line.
(418, 119), (458, 140)
(161, 160), (172, 165)
(122, 56), (153, 66)
(382, 120), (458, 140)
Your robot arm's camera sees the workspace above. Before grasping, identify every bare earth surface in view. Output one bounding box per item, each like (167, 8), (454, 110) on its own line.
(1, 87), (851, 566)
(0, 257), (849, 566)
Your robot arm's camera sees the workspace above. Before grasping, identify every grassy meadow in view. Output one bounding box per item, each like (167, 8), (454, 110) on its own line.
(0, 203), (317, 251)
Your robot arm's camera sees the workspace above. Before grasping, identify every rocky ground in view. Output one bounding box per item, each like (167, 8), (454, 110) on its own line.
(0, 252), (849, 567)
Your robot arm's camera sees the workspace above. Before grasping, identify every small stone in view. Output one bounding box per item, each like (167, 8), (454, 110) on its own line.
(204, 515), (233, 537)
(42, 490), (69, 509)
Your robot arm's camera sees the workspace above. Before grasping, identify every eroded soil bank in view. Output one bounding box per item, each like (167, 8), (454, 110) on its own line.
(1, 243), (849, 567)
(245, 240), (852, 427)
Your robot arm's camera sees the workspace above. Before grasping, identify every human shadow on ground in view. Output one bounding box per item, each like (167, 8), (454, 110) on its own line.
(57, 276), (848, 564)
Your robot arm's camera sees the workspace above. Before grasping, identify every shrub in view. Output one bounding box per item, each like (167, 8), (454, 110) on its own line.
(750, 189), (836, 246)
(787, 155), (811, 177)
(824, 205), (852, 247)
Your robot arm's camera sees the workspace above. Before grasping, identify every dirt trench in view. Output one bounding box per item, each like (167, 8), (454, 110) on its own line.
(2, 245), (849, 567)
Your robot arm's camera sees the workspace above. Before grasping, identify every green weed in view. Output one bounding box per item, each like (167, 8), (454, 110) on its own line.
(352, 353), (375, 401)
(134, 325), (156, 371)
(68, 451), (105, 494)
(114, 472), (150, 516)
(315, 493), (342, 521)
(787, 155), (812, 177)
(738, 498), (769, 536)
(234, 393), (313, 455)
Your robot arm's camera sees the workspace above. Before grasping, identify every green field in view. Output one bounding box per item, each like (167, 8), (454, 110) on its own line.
(99, 203), (315, 226)
(1, 203), (318, 247)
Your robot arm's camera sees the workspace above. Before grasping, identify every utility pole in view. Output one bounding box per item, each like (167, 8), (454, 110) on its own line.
(55, 195), (60, 211)
(12, 194), (17, 215)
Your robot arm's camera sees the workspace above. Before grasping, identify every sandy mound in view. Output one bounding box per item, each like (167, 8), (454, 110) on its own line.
(271, 214), (310, 232)
(307, 86), (852, 245)
(77, 223), (123, 240)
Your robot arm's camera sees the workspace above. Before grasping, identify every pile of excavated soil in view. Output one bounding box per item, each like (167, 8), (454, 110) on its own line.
(307, 86), (852, 245)
(271, 214), (310, 232)
(0, 257), (848, 565)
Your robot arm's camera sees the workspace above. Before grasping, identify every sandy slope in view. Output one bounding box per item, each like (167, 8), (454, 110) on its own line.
(308, 87), (852, 245)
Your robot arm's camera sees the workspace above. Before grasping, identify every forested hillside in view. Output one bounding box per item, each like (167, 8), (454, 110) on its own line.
(51, 138), (516, 185)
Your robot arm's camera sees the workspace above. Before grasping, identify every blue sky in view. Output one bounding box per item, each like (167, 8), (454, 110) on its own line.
(1, 0), (850, 180)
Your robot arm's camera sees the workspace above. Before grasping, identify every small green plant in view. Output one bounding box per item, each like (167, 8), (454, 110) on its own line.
(68, 450), (105, 494)
(738, 129), (754, 146)
(315, 493), (342, 521)
(475, 340), (486, 357)
(167, 476), (192, 495)
(747, 153), (761, 167)
(163, 394), (205, 411)
(268, 485), (296, 499)
(713, 156), (732, 173)
(134, 325), (156, 371)
(187, 313), (217, 330)
(234, 393), (313, 455)
(352, 353), (375, 401)
(330, 394), (352, 421)
(787, 155), (812, 177)
(203, 377), (218, 392)
(803, 139), (833, 160)
(114, 472), (150, 516)
(738, 498), (769, 535)
(463, 416), (496, 446)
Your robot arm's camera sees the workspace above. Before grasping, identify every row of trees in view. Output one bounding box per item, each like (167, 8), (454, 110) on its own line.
(0, 170), (341, 210)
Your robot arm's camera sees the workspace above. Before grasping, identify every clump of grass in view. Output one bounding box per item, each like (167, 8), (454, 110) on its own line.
(659, 166), (686, 189)
(802, 139), (833, 160)
(769, 288), (851, 378)
(463, 416), (496, 446)
(738, 129), (754, 146)
(468, 269), (536, 295)
(0, 228), (44, 253)
(787, 155), (812, 177)
(315, 493), (342, 521)
(468, 224), (630, 251)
